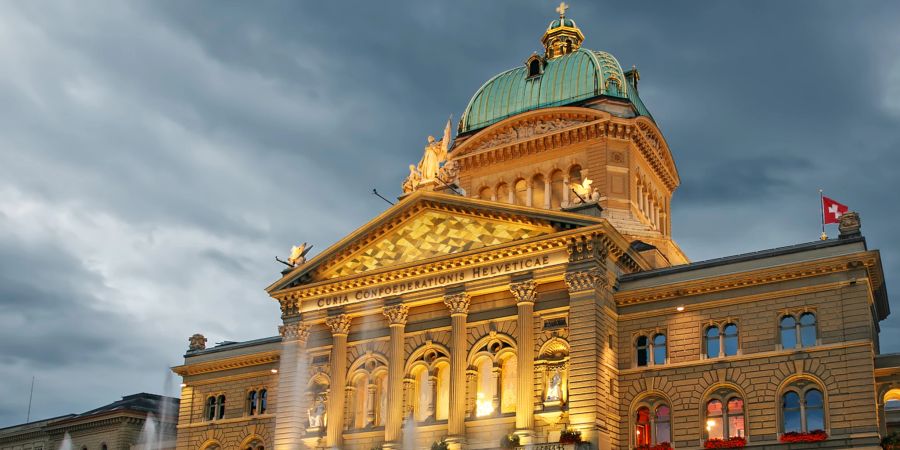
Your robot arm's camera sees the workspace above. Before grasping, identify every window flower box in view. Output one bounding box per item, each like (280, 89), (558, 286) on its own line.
(779, 430), (827, 443)
(703, 437), (746, 448)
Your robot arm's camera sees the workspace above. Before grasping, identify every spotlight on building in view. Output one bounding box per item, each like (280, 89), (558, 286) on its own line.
(271, 369), (278, 374)
(676, 305), (685, 312)
(180, 383), (187, 388)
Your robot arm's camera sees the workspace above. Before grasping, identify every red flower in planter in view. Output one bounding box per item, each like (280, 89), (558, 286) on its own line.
(703, 437), (746, 448)
(779, 430), (828, 443)
(634, 443), (672, 450)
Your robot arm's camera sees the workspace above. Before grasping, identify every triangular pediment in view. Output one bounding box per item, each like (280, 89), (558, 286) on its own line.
(268, 191), (603, 292)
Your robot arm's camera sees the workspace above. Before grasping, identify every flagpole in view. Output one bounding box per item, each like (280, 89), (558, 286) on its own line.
(819, 189), (827, 240)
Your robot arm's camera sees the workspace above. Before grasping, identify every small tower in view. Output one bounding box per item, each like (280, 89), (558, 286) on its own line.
(542, 2), (585, 59)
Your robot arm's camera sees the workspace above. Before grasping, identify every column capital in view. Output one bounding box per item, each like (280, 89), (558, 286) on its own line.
(443, 292), (471, 316)
(510, 279), (537, 305)
(383, 304), (410, 326)
(325, 314), (352, 336)
(279, 322), (311, 344)
(278, 297), (300, 320)
(564, 268), (607, 293)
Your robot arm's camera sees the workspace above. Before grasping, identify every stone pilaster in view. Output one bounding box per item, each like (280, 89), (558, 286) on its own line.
(510, 280), (537, 441)
(444, 292), (471, 449)
(382, 304), (409, 449)
(274, 321), (311, 450)
(564, 267), (616, 450)
(325, 314), (351, 449)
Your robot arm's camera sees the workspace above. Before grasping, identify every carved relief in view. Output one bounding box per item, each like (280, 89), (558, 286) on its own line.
(325, 314), (352, 336)
(443, 292), (471, 315)
(188, 333), (207, 352)
(382, 304), (410, 326)
(279, 322), (311, 343)
(610, 150), (625, 164)
(564, 268), (606, 292)
(510, 280), (537, 305)
(472, 118), (584, 151)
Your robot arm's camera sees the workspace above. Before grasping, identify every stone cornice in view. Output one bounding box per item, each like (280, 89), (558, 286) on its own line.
(271, 223), (647, 307)
(615, 252), (881, 307)
(172, 350), (280, 376)
(450, 107), (679, 191)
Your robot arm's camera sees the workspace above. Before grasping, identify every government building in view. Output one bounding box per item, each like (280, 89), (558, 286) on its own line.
(171, 5), (900, 450)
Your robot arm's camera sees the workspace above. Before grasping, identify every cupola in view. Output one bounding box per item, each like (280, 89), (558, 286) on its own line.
(542, 2), (584, 59)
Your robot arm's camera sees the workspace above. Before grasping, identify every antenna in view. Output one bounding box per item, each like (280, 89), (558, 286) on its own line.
(372, 189), (395, 206)
(434, 175), (463, 196)
(26, 376), (34, 423)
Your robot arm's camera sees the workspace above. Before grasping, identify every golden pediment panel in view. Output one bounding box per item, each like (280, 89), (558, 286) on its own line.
(320, 208), (554, 279)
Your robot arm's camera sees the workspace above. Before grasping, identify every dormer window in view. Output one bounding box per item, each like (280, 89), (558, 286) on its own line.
(526, 55), (544, 78)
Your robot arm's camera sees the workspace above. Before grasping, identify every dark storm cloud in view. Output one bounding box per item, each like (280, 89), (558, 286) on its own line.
(1, 0), (899, 427)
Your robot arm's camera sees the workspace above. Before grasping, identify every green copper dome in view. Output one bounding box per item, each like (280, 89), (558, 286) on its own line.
(459, 48), (637, 133)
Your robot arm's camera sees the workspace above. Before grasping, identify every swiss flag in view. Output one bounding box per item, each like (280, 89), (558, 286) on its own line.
(823, 196), (848, 224)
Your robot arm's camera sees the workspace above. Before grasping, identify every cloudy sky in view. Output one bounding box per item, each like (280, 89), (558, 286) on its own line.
(2, 0), (900, 427)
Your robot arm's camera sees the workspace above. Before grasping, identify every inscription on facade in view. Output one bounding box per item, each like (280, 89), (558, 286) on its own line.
(307, 252), (564, 311)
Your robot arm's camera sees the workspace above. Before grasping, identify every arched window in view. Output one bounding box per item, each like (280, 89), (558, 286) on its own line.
(705, 396), (745, 439)
(352, 374), (368, 428)
(216, 395), (226, 419)
(633, 398), (672, 448)
(412, 365), (432, 422)
(780, 316), (798, 349)
(206, 396), (217, 421)
(706, 326), (720, 358)
(532, 174), (546, 209)
(723, 323), (739, 356)
(799, 313), (817, 347)
(435, 363), (450, 420)
(550, 170), (564, 208)
(636, 336), (649, 367)
(478, 186), (492, 201)
(569, 165), (582, 186)
(782, 385), (826, 433)
(248, 390), (258, 415)
(259, 389), (267, 414)
(500, 354), (517, 414)
(496, 183), (510, 204)
(528, 59), (541, 77)
(101, 445), (107, 450)
(652, 334), (667, 365)
(475, 356), (495, 417)
(514, 179), (528, 205)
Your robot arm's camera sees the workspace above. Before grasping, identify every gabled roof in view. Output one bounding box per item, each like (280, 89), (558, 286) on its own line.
(267, 190), (605, 293)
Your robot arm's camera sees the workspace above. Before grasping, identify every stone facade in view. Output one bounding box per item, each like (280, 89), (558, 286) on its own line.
(171, 6), (898, 450)
(0, 393), (178, 450)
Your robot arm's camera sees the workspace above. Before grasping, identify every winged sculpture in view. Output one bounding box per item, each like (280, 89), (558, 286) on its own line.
(570, 178), (594, 201)
(287, 242), (313, 267)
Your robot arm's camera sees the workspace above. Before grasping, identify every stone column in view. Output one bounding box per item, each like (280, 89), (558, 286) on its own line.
(274, 321), (311, 450)
(325, 314), (351, 449)
(367, 384), (377, 427)
(510, 280), (536, 442)
(563, 176), (570, 206)
(465, 369), (477, 418)
(444, 292), (471, 449)
(429, 373), (439, 418)
(383, 304), (409, 449)
(544, 178), (552, 209)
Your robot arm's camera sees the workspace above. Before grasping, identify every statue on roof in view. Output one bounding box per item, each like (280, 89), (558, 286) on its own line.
(403, 117), (454, 193)
(287, 242), (313, 266)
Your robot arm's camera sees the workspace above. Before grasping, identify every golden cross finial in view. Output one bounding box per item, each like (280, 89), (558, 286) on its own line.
(556, 2), (569, 18)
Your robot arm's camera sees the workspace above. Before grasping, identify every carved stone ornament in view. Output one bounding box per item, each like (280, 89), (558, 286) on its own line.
(839, 211), (861, 238)
(325, 314), (352, 336)
(564, 268), (606, 292)
(383, 304), (410, 326)
(443, 292), (471, 315)
(188, 333), (207, 352)
(510, 279), (537, 305)
(279, 298), (300, 320)
(473, 118), (583, 151)
(279, 321), (311, 343)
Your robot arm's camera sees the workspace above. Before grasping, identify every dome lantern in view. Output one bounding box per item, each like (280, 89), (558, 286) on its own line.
(542, 2), (584, 59)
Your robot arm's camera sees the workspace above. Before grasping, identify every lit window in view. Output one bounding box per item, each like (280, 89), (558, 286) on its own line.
(705, 394), (745, 440)
(500, 354), (518, 414)
(475, 357), (495, 417)
(706, 399), (724, 440)
(633, 399), (671, 448)
(635, 406), (651, 446)
(655, 405), (672, 444)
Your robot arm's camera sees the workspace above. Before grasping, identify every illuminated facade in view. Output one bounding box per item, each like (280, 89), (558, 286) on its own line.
(172, 5), (899, 450)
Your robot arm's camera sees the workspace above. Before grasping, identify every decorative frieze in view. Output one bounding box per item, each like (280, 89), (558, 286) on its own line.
(510, 280), (537, 305)
(443, 292), (471, 316)
(325, 314), (352, 336)
(383, 304), (410, 326)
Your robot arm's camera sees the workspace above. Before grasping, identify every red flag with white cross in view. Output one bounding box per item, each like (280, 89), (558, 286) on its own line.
(823, 196), (848, 224)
